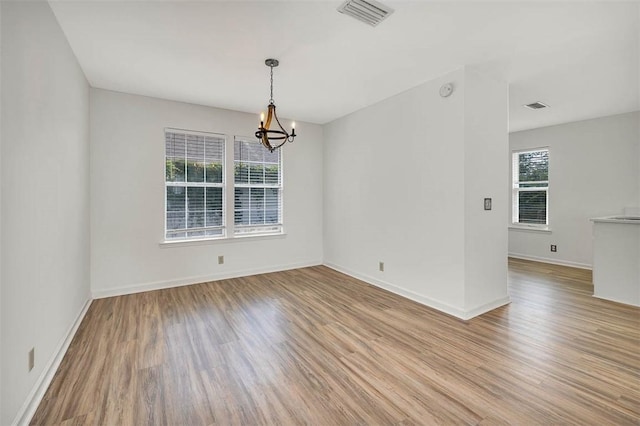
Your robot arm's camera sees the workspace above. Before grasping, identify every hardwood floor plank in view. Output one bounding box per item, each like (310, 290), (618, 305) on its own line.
(135, 366), (166, 426)
(31, 259), (640, 425)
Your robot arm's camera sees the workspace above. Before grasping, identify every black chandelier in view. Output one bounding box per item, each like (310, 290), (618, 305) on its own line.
(256, 59), (296, 152)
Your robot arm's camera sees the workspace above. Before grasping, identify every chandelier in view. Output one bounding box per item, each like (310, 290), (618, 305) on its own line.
(255, 59), (296, 152)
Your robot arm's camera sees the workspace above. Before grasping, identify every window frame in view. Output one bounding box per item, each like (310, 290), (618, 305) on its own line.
(164, 128), (227, 241)
(162, 129), (284, 244)
(233, 136), (284, 237)
(511, 147), (549, 229)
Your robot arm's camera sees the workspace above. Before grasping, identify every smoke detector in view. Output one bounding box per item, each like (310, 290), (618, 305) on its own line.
(337, 0), (394, 27)
(524, 102), (549, 110)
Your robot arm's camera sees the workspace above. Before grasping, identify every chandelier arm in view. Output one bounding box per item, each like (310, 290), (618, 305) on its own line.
(265, 104), (290, 139)
(271, 105), (291, 139)
(264, 104), (274, 130)
(273, 110), (286, 133)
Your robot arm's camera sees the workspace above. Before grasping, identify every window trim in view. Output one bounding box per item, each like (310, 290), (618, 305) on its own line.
(159, 231), (287, 248)
(511, 147), (549, 229)
(508, 225), (552, 233)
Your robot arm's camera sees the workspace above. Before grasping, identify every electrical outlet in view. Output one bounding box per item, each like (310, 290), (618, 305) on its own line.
(218, 255), (224, 265)
(28, 348), (34, 372)
(379, 261), (384, 272)
(551, 245), (557, 252)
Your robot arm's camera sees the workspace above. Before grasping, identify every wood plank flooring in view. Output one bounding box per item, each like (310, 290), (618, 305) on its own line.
(31, 259), (640, 425)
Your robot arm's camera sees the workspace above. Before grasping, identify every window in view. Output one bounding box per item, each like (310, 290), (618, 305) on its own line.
(164, 130), (283, 242)
(165, 129), (225, 240)
(512, 148), (549, 226)
(234, 137), (282, 236)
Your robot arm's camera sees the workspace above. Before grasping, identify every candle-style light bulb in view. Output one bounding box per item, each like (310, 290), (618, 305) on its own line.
(291, 121), (296, 129)
(260, 112), (265, 122)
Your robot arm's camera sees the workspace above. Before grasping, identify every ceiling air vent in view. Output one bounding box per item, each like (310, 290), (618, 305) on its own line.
(337, 0), (394, 27)
(524, 102), (549, 110)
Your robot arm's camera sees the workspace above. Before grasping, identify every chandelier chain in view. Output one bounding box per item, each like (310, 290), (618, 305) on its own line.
(269, 65), (274, 104)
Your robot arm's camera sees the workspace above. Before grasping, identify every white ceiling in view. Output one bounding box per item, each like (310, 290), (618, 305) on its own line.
(49, 1), (639, 132)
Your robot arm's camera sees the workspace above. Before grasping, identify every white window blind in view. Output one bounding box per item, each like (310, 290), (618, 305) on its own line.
(165, 129), (225, 240)
(234, 137), (283, 235)
(512, 148), (549, 226)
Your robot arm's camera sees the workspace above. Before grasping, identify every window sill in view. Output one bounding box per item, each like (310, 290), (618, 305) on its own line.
(509, 225), (552, 234)
(159, 232), (286, 248)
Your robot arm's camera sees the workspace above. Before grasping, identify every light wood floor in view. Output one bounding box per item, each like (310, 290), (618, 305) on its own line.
(32, 259), (639, 425)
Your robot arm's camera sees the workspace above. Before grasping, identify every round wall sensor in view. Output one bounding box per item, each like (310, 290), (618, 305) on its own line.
(439, 83), (453, 98)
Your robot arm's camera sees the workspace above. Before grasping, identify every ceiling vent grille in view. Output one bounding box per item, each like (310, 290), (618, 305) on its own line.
(524, 102), (549, 110)
(337, 0), (394, 27)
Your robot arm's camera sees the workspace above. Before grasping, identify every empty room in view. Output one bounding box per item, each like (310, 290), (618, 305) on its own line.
(1, 0), (639, 425)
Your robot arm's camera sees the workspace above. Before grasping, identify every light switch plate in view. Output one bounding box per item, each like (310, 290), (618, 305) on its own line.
(484, 198), (492, 210)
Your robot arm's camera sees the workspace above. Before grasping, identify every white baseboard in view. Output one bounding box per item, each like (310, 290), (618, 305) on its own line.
(323, 262), (510, 321)
(14, 298), (92, 426)
(508, 252), (592, 270)
(92, 260), (323, 299)
(463, 296), (512, 319)
(593, 294), (640, 308)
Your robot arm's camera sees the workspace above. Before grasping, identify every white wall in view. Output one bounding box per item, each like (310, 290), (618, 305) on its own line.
(463, 70), (509, 312)
(324, 67), (509, 319)
(90, 89), (323, 296)
(509, 112), (640, 268)
(1, 2), (91, 425)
